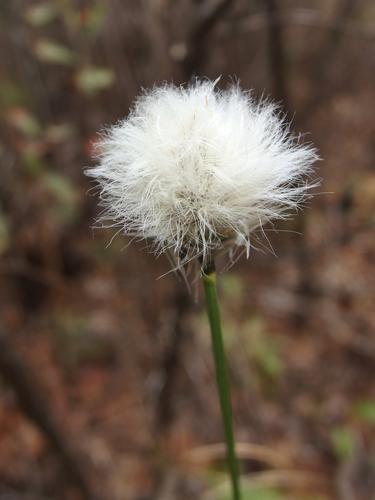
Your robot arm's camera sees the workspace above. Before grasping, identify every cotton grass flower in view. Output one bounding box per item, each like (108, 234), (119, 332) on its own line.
(87, 79), (318, 271)
(87, 79), (319, 500)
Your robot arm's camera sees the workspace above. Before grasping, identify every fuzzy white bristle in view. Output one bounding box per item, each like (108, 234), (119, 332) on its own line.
(86, 79), (319, 270)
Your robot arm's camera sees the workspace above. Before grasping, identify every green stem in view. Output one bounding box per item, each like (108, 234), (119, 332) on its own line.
(202, 260), (241, 500)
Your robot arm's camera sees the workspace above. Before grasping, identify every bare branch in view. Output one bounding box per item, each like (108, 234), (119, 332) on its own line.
(183, 0), (234, 78)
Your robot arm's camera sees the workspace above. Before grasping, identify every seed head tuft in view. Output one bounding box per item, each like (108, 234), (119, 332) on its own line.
(86, 79), (319, 270)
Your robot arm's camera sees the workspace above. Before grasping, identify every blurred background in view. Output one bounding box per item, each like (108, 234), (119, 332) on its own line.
(0, 1), (375, 499)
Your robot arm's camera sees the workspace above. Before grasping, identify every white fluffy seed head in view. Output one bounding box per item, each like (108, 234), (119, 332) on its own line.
(87, 79), (319, 270)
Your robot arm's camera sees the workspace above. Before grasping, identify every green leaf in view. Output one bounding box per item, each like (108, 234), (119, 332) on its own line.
(25, 3), (58, 26)
(43, 172), (76, 204)
(21, 143), (46, 175)
(354, 400), (375, 425)
(330, 426), (356, 461)
(43, 172), (79, 223)
(34, 40), (74, 65)
(83, 4), (107, 37)
(248, 325), (283, 381)
(7, 108), (42, 138)
(75, 66), (115, 95)
(0, 81), (29, 108)
(221, 274), (244, 301)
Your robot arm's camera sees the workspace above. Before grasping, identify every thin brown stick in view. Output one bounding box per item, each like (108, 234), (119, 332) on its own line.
(263, 0), (289, 108)
(156, 284), (191, 430)
(185, 442), (290, 468)
(183, 0), (234, 79)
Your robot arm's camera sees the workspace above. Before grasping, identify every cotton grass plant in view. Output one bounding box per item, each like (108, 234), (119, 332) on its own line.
(86, 78), (318, 500)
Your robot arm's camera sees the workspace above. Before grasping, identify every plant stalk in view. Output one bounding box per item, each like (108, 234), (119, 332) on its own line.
(202, 259), (241, 500)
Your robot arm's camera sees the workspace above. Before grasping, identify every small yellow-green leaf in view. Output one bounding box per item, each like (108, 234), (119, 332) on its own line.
(331, 426), (356, 461)
(220, 274), (244, 301)
(35, 40), (74, 65)
(83, 4), (107, 37)
(247, 324), (283, 381)
(25, 3), (58, 26)
(21, 143), (46, 175)
(7, 108), (42, 138)
(354, 400), (375, 425)
(75, 67), (115, 95)
(43, 172), (76, 203)
(0, 81), (29, 107)
(43, 172), (78, 223)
